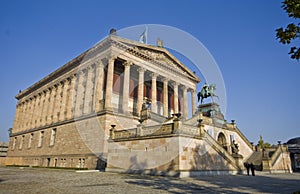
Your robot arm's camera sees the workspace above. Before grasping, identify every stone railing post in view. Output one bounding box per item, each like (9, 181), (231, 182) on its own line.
(109, 125), (116, 140)
(173, 113), (182, 134)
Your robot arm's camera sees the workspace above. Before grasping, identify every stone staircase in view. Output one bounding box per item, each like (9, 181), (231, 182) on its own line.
(202, 130), (243, 172)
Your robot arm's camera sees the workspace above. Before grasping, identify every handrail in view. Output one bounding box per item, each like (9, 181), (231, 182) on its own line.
(270, 145), (284, 166)
(203, 131), (241, 170)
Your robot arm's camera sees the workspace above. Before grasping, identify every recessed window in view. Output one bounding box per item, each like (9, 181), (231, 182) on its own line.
(19, 135), (24, 150)
(38, 131), (44, 147)
(28, 133), (34, 148)
(12, 137), (17, 150)
(50, 128), (57, 146)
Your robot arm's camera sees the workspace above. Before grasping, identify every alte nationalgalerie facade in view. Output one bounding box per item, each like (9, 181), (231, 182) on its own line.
(6, 30), (292, 176)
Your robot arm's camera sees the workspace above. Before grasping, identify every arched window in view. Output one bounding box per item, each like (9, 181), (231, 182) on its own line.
(217, 132), (228, 151)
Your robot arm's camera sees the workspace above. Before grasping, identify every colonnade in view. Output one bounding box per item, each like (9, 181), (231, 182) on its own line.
(13, 56), (197, 133)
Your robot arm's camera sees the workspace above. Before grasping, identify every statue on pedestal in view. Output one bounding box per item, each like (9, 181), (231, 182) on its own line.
(197, 83), (219, 104)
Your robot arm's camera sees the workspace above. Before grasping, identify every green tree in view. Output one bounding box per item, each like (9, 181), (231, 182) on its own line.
(276, 0), (300, 60)
(257, 135), (273, 149)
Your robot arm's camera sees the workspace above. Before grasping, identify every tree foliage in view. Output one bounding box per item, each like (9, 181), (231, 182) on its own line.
(276, 0), (300, 60)
(257, 135), (273, 149)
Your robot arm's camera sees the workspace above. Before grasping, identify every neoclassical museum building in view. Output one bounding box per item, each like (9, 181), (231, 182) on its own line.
(6, 30), (292, 176)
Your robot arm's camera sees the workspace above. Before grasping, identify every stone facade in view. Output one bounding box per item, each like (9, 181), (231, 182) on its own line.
(107, 105), (255, 176)
(7, 31), (291, 175)
(7, 33), (199, 169)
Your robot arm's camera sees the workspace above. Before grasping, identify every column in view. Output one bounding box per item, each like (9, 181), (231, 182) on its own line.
(59, 79), (68, 121)
(191, 88), (197, 116)
(163, 78), (169, 117)
(21, 102), (27, 130)
(122, 61), (131, 113)
(172, 82), (179, 114)
(84, 65), (95, 114)
(105, 57), (115, 111)
(94, 61), (104, 112)
(38, 91), (46, 127)
(75, 70), (85, 117)
(13, 104), (21, 132)
(17, 102), (24, 131)
(151, 73), (158, 113)
(31, 95), (37, 128)
(47, 86), (56, 125)
(27, 98), (33, 129)
(33, 94), (41, 128)
(23, 101), (29, 130)
(137, 67), (145, 115)
(41, 89), (50, 126)
(182, 85), (188, 120)
(66, 75), (77, 119)
(53, 83), (63, 123)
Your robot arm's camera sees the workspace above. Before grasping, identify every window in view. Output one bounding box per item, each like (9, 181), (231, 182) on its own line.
(38, 131), (44, 147)
(12, 137), (17, 150)
(28, 133), (34, 148)
(19, 135), (24, 150)
(50, 128), (57, 146)
(113, 73), (121, 93)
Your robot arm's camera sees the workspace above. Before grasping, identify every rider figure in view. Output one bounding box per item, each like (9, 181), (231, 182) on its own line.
(203, 83), (209, 97)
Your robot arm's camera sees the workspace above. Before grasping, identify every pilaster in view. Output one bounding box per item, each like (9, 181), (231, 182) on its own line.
(94, 61), (104, 112)
(84, 64), (95, 114)
(105, 57), (116, 111)
(75, 70), (86, 117)
(41, 89), (50, 126)
(53, 82), (63, 123)
(66, 75), (76, 119)
(47, 85), (57, 125)
(59, 79), (68, 121)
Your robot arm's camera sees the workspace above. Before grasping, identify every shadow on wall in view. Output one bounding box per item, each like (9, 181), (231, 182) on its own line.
(125, 155), (179, 177)
(189, 144), (230, 171)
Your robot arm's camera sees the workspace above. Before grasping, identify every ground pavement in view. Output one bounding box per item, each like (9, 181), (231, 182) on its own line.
(0, 167), (299, 193)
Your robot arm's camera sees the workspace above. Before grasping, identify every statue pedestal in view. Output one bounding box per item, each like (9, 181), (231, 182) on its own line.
(233, 154), (244, 173)
(140, 108), (151, 121)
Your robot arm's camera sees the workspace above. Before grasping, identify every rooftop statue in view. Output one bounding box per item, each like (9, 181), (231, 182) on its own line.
(197, 83), (219, 104)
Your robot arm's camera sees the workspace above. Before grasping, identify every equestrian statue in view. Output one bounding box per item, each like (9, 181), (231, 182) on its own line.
(197, 83), (219, 104)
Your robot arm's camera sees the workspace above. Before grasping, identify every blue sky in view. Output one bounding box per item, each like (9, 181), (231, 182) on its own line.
(0, 0), (299, 144)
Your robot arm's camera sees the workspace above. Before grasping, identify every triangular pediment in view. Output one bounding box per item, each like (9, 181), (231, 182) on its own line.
(110, 36), (200, 83)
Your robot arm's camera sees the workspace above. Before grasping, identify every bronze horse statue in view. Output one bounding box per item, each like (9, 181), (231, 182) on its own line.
(197, 83), (218, 104)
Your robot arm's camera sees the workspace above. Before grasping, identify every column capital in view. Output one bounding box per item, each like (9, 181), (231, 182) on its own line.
(107, 55), (117, 62)
(61, 78), (68, 84)
(87, 63), (96, 70)
(181, 85), (187, 90)
(171, 81), (179, 87)
(94, 58), (103, 65)
(188, 88), (195, 93)
(80, 68), (87, 74)
(150, 72), (159, 79)
(124, 60), (133, 66)
(137, 67), (146, 73)
(51, 85), (57, 90)
(57, 81), (64, 87)
(162, 77), (169, 83)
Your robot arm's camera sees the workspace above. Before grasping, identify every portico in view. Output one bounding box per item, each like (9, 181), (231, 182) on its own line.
(106, 56), (198, 119)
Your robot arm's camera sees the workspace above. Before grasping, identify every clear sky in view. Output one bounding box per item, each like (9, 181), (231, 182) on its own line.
(0, 0), (299, 144)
